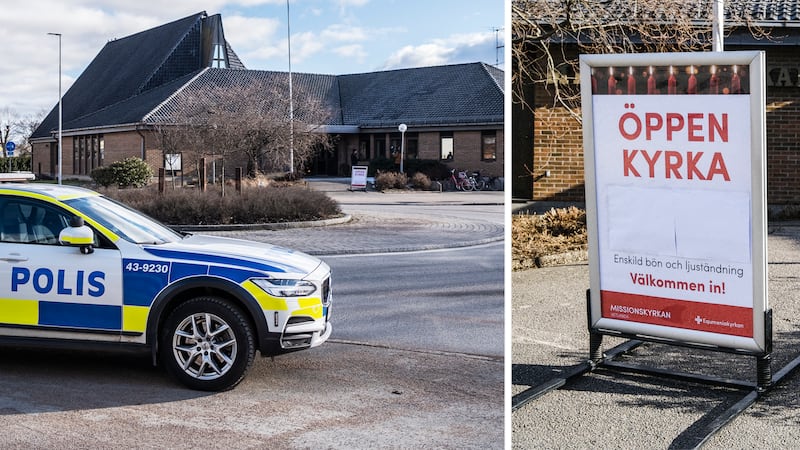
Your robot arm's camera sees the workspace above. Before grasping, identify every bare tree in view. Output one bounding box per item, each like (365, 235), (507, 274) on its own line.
(512, 0), (770, 120)
(148, 74), (333, 194)
(15, 111), (46, 155)
(0, 107), (45, 157)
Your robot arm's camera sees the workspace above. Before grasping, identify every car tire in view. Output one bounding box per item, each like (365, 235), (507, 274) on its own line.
(160, 297), (255, 391)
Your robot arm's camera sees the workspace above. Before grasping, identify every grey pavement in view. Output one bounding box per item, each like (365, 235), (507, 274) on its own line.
(202, 178), (505, 255)
(512, 223), (800, 449)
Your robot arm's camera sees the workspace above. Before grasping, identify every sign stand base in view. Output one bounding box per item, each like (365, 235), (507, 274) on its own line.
(512, 289), (800, 448)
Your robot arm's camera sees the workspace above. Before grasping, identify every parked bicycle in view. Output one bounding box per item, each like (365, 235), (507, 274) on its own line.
(471, 170), (503, 191)
(449, 168), (477, 191)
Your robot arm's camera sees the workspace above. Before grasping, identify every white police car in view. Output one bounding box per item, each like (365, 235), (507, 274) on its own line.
(0, 184), (331, 391)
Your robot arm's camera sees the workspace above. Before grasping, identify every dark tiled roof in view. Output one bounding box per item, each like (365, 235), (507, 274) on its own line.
(32, 13), (503, 140)
(725, 0), (800, 24)
(144, 69), (342, 125)
(63, 71), (203, 130)
(521, 0), (800, 26)
(32, 12), (208, 139)
(337, 62), (504, 128)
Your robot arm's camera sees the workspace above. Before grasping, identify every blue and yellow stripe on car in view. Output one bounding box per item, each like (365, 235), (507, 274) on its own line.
(0, 297), (122, 330)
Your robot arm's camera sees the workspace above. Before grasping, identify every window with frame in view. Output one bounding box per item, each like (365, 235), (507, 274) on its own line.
(440, 132), (454, 160)
(212, 44), (227, 68)
(481, 131), (497, 161)
(406, 133), (418, 159)
(73, 134), (105, 175)
(0, 199), (70, 245)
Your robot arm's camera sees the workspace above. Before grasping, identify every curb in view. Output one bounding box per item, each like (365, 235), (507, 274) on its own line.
(524, 249), (589, 269)
(172, 214), (353, 232)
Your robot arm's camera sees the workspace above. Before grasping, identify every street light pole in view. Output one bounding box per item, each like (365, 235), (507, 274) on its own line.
(398, 123), (407, 173)
(48, 32), (62, 185)
(712, 0), (724, 52)
(286, 0), (294, 174)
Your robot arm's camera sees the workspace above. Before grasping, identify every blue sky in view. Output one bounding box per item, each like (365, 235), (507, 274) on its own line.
(1, 0), (506, 120)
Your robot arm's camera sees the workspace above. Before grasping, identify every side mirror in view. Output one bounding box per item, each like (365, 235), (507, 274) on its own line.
(58, 216), (95, 254)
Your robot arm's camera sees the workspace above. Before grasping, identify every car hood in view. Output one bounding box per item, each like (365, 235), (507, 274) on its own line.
(142, 234), (323, 276)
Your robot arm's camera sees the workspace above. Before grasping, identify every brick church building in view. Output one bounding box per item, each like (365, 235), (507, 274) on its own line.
(31, 12), (504, 181)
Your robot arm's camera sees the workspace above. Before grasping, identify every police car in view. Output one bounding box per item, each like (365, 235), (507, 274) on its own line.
(0, 184), (331, 391)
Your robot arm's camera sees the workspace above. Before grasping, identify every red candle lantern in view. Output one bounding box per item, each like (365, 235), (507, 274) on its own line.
(608, 67), (617, 94)
(709, 65), (719, 94)
(627, 67), (636, 94)
(668, 66), (677, 95)
(647, 66), (656, 94)
(591, 69), (598, 94)
(731, 65), (741, 94)
(687, 66), (697, 94)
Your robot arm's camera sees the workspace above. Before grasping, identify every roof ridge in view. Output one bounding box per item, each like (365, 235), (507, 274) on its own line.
(143, 68), (210, 122)
(479, 62), (505, 93)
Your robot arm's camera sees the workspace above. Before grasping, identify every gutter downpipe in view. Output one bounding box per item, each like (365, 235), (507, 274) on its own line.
(136, 124), (147, 160)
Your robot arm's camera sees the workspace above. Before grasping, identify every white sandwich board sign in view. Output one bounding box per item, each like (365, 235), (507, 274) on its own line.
(580, 51), (768, 353)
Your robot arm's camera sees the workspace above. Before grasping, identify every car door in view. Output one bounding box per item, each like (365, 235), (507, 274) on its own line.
(0, 196), (124, 336)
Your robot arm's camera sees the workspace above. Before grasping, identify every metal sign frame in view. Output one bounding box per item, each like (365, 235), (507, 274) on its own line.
(581, 51), (768, 355)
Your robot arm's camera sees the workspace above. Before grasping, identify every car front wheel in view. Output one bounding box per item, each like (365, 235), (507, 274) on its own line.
(160, 297), (255, 391)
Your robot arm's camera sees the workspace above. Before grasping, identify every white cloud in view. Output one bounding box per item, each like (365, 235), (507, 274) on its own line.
(333, 44), (368, 64)
(222, 15), (283, 67)
(382, 44), (452, 69)
(321, 24), (369, 43)
(380, 31), (500, 70)
(291, 31), (327, 64)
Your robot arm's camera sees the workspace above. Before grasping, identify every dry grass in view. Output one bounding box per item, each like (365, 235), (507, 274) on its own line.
(512, 206), (588, 271)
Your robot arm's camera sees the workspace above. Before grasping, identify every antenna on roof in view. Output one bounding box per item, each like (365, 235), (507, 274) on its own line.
(493, 27), (504, 67)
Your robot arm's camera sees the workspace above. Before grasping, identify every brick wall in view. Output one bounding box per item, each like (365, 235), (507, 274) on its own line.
(417, 130), (504, 178)
(532, 96), (585, 201)
(104, 132), (143, 164)
(764, 47), (800, 204)
(31, 142), (52, 178)
(417, 132), (439, 160)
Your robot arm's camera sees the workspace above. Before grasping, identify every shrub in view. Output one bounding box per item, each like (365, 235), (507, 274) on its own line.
(103, 184), (341, 225)
(368, 157), (395, 176)
(403, 159), (451, 181)
(410, 172), (431, 190)
(0, 154), (32, 172)
(91, 166), (116, 188)
(512, 207), (588, 271)
(91, 157), (153, 188)
(112, 157), (153, 188)
(374, 171), (408, 191)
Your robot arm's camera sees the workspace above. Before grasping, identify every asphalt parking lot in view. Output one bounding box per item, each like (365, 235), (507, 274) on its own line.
(512, 222), (800, 449)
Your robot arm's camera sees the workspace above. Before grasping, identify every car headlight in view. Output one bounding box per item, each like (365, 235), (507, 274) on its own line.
(251, 278), (317, 297)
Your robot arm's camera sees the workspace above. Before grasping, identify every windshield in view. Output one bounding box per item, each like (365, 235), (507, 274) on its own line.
(64, 195), (183, 245)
